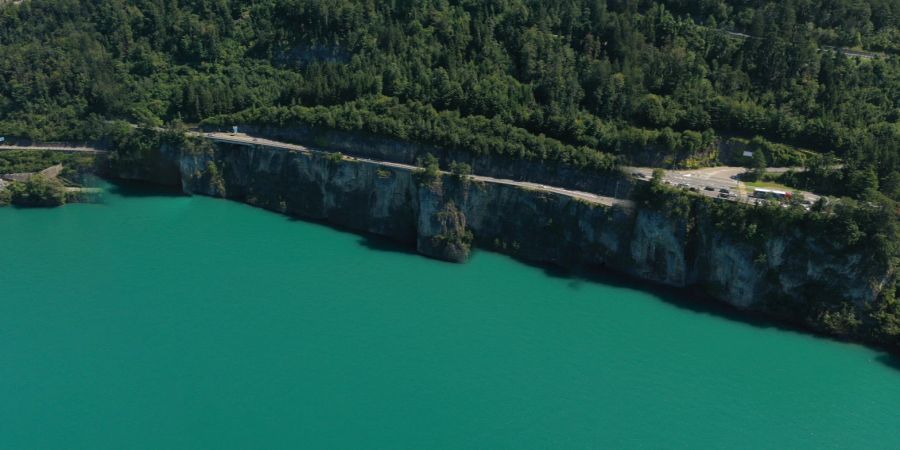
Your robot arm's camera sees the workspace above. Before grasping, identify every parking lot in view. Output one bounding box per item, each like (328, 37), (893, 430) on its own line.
(625, 166), (820, 207)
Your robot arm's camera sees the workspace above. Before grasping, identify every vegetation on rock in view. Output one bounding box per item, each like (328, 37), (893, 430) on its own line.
(6, 174), (67, 206)
(430, 201), (473, 262)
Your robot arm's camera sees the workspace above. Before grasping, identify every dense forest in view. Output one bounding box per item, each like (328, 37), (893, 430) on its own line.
(0, 0), (898, 201)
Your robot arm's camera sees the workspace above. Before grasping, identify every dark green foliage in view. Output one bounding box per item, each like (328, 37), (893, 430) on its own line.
(415, 153), (441, 183)
(748, 147), (768, 181)
(450, 161), (472, 179)
(0, 0), (896, 199)
(325, 152), (344, 164)
(7, 174), (67, 206)
(0, 150), (95, 177)
(635, 170), (693, 221)
(204, 98), (619, 173)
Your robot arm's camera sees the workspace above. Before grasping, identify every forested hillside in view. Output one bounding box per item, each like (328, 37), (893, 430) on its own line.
(1, 0), (898, 200)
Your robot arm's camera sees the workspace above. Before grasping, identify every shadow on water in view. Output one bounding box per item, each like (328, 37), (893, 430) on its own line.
(180, 197), (900, 372)
(512, 256), (900, 370)
(356, 234), (420, 257)
(280, 213), (421, 257)
(876, 354), (900, 371)
(519, 256), (771, 327)
(104, 179), (186, 198)
(107, 186), (900, 372)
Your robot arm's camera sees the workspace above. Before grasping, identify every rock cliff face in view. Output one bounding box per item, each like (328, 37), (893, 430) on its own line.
(116, 138), (894, 345)
(212, 124), (634, 197)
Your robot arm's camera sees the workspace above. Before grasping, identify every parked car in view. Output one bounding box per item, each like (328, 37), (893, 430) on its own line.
(704, 186), (715, 191)
(719, 188), (730, 194)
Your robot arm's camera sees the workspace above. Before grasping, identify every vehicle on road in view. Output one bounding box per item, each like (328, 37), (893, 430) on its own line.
(753, 188), (791, 201)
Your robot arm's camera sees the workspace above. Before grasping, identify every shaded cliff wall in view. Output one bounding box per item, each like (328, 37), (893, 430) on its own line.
(113, 138), (895, 345)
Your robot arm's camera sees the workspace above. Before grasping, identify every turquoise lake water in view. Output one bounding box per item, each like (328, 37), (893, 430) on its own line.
(1, 182), (899, 449)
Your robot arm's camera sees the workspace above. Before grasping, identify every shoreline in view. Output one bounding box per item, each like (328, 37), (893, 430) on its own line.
(94, 176), (900, 359)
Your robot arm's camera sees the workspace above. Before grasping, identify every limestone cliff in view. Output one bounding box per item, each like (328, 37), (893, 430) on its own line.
(112, 137), (897, 348)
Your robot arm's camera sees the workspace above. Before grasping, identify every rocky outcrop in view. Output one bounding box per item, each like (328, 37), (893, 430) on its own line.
(112, 137), (896, 347)
(417, 195), (472, 262)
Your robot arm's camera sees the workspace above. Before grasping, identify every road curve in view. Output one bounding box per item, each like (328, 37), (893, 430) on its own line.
(721, 30), (884, 59)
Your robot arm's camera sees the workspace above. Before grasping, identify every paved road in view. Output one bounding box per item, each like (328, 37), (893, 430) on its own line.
(0, 131), (817, 208)
(626, 166), (742, 198)
(0, 145), (107, 154)
(208, 132), (827, 207)
(205, 132), (631, 208)
(720, 29), (884, 59)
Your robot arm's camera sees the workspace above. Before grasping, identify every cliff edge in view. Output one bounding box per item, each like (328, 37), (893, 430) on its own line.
(107, 133), (899, 349)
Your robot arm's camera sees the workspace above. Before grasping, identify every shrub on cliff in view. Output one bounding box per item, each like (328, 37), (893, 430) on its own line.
(633, 173), (693, 221)
(450, 161), (473, 179)
(430, 202), (473, 262)
(415, 153), (442, 184)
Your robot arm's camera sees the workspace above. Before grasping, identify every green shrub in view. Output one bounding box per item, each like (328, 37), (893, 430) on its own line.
(450, 161), (473, 179)
(415, 153), (442, 183)
(8, 175), (67, 207)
